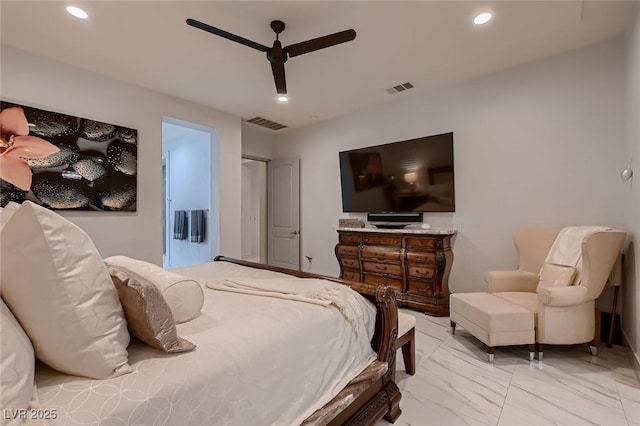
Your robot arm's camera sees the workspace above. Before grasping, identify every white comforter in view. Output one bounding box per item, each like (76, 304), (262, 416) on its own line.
(34, 261), (377, 426)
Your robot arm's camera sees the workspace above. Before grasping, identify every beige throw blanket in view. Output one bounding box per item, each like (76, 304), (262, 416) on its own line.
(544, 226), (611, 268)
(207, 277), (368, 336)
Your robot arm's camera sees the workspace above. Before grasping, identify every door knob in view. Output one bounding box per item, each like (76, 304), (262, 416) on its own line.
(290, 230), (299, 235)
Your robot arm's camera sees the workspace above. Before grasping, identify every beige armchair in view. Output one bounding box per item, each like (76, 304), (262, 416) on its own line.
(486, 228), (626, 358)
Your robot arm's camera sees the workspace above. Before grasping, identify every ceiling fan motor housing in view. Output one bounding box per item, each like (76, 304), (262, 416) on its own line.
(268, 40), (288, 63)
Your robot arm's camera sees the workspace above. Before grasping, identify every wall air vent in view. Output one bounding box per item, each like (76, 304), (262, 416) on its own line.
(386, 82), (414, 94)
(245, 117), (288, 131)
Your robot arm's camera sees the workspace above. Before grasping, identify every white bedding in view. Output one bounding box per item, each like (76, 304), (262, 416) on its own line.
(34, 261), (377, 426)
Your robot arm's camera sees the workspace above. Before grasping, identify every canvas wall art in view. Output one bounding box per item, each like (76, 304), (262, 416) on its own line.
(0, 101), (137, 211)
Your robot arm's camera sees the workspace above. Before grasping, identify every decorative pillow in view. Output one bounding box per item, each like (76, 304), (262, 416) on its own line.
(108, 265), (196, 353)
(536, 262), (577, 293)
(105, 256), (204, 323)
(0, 201), (130, 379)
(0, 299), (34, 415)
(0, 201), (20, 231)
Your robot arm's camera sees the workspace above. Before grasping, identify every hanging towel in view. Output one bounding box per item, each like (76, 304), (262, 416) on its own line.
(190, 209), (206, 243)
(173, 210), (188, 240)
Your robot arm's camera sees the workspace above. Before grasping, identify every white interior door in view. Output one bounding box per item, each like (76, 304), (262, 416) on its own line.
(268, 158), (300, 269)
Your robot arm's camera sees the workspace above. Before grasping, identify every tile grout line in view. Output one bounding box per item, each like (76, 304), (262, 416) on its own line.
(495, 359), (518, 426)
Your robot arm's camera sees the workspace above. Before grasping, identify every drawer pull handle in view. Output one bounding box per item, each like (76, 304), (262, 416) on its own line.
(375, 265), (387, 271)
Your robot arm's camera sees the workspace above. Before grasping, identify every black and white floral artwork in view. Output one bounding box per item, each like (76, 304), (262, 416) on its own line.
(0, 101), (137, 211)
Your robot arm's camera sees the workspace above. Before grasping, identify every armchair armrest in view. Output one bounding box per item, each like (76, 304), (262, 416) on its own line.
(537, 285), (589, 307)
(485, 270), (539, 293)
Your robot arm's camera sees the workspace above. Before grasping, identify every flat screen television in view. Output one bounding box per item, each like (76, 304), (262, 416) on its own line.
(339, 132), (455, 213)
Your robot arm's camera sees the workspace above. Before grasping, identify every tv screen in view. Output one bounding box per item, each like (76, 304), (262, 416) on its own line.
(339, 132), (455, 213)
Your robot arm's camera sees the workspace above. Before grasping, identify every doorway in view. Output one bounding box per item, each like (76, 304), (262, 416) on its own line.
(241, 157), (267, 263)
(162, 117), (220, 268)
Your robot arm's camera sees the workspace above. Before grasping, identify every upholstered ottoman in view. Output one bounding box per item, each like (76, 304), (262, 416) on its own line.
(450, 293), (536, 362)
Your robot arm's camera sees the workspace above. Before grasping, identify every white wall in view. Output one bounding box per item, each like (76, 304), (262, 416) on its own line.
(623, 4), (640, 364)
(1, 46), (242, 264)
(162, 123), (214, 268)
(242, 123), (276, 159)
(274, 39), (627, 295)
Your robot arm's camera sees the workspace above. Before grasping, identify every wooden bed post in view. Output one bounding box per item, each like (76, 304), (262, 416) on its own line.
(376, 286), (402, 423)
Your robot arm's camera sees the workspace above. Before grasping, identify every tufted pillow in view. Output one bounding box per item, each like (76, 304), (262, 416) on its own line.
(104, 256), (204, 323)
(536, 263), (577, 293)
(108, 265), (196, 353)
(0, 201), (130, 379)
(0, 298), (34, 416)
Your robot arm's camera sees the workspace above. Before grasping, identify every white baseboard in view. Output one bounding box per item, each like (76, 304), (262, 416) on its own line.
(622, 328), (640, 382)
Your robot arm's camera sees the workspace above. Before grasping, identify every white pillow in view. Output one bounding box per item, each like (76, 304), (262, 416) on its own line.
(105, 256), (204, 323)
(0, 201), (20, 231)
(536, 262), (577, 292)
(0, 298), (34, 416)
(0, 201), (130, 379)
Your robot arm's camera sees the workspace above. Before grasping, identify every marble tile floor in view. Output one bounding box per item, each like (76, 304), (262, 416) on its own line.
(377, 309), (640, 426)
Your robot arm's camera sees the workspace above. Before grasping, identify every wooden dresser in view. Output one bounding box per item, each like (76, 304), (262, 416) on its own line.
(335, 228), (456, 316)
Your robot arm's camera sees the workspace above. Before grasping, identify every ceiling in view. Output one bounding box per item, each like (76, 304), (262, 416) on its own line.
(0, 1), (634, 131)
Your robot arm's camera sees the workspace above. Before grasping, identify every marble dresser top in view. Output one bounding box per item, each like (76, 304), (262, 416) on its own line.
(337, 227), (457, 235)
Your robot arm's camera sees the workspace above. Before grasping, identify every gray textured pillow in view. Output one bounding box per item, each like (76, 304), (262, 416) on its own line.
(108, 265), (196, 353)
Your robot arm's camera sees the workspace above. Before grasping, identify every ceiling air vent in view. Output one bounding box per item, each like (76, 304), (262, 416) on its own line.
(245, 116), (288, 131)
(386, 82), (414, 94)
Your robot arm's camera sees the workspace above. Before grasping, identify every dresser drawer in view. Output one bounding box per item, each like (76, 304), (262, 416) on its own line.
(363, 274), (403, 291)
(406, 251), (436, 264)
(342, 270), (360, 281)
(339, 233), (362, 244)
(362, 235), (402, 246)
(408, 280), (434, 296)
(363, 261), (402, 276)
(407, 265), (435, 279)
(405, 237), (435, 249)
(340, 258), (359, 269)
(361, 246), (401, 261)
(337, 245), (359, 257)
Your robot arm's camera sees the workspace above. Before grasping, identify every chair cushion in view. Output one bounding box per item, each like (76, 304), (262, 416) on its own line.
(536, 263), (576, 292)
(493, 292), (538, 314)
(0, 201), (131, 379)
(398, 311), (416, 336)
(450, 293), (534, 333)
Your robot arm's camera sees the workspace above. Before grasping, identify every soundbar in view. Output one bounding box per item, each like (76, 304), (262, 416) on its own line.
(367, 212), (423, 223)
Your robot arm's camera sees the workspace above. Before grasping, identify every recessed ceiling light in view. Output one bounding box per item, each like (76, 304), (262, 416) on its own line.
(474, 12), (492, 25)
(66, 6), (88, 20)
(276, 95), (289, 103)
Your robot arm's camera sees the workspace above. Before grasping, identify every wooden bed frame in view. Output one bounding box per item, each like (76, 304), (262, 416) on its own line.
(214, 256), (402, 425)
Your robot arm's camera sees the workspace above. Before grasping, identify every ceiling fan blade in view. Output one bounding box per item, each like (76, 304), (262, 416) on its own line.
(285, 29), (356, 58)
(186, 18), (269, 52)
(270, 61), (287, 94)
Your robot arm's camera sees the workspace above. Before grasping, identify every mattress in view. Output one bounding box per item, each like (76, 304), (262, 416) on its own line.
(34, 261), (377, 426)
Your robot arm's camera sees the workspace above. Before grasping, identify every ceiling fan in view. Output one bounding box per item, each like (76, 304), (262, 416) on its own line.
(186, 18), (356, 95)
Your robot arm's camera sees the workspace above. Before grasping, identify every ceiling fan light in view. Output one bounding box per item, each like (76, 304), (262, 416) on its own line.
(277, 95), (289, 103)
(474, 12), (492, 25)
(66, 6), (88, 19)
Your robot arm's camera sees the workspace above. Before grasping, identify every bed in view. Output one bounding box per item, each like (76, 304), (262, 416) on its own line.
(2, 201), (400, 425)
(30, 256), (401, 426)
